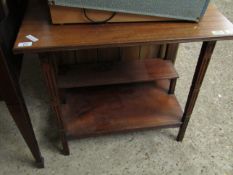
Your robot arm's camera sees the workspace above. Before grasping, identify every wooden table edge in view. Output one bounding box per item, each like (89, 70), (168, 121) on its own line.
(13, 36), (233, 54)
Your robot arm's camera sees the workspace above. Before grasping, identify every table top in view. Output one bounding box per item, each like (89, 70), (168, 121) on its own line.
(14, 1), (233, 54)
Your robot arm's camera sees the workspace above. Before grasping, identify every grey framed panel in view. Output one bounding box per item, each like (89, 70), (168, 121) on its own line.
(51, 0), (210, 21)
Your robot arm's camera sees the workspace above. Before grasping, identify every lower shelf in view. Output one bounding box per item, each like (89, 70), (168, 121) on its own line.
(61, 81), (183, 138)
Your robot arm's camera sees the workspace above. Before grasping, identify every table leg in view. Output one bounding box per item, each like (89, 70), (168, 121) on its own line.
(0, 50), (44, 168)
(6, 104), (44, 168)
(169, 79), (177, 94)
(177, 41), (217, 141)
(164, 43), (179, 94)
(39, 53), (70, 155)
(165, 43), (179, 64)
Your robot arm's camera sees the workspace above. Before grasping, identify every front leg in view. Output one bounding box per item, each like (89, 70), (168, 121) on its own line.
(39, 53), (70, 155)
(177, 41), (217, 141)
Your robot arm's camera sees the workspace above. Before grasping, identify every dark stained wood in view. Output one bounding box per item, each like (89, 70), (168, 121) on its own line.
(164, 43), (179, 94)
(0, 0), (44, 167)
(139, 45), (161, 60)
(61, 82), (183, 138)
(13, 2), (233, 54)
(39, 53), (70, 155)
(57, 45), (167, 65)
(168, 79), (177, 94)
(165, 43), (179, 64)
(0, 1), (5, 21)
(98, 47), (120, 62)
(58, 59), (178, 89)
(120, 46), (140, 60)
(0, 48), (44, 168)
(0, 90), (3, 101)
(177, 41), (217, 141)
(0, 1), (24, 78)
(75, 48), (98, 63)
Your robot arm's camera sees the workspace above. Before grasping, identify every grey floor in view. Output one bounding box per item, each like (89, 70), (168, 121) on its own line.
(0, 0), (233, 174)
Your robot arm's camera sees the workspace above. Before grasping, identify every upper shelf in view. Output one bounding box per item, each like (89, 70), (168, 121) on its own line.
(58, 59), (178, 89)
(14, 2), (233, 54)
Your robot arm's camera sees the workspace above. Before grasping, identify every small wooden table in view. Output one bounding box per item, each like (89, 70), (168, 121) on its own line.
(14, 1), (233, 155)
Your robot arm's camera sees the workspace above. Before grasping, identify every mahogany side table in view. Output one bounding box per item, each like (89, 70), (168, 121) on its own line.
(13, 1), (233, 155)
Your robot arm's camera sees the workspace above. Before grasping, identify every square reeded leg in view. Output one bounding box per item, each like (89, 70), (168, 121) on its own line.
(7, 104), (45, 168)
(177, 41), (217, 141)
(39, 53), (70, 155)
(164, 43), (179, 95)
(0, 49), (44, 167)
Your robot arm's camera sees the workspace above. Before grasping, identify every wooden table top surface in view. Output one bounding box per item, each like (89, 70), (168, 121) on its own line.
(14, 1), (233, 54)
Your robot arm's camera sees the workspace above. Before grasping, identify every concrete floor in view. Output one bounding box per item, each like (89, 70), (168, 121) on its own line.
(0, 0), (233, 174)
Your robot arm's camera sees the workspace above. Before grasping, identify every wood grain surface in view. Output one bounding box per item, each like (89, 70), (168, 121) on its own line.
(58, 59), (178, 88)
(14, 2), (233, 54)
(61, 82), (183, 138)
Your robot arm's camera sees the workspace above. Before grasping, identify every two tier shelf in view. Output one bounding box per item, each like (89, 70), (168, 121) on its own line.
(56, 59), (183, 138)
